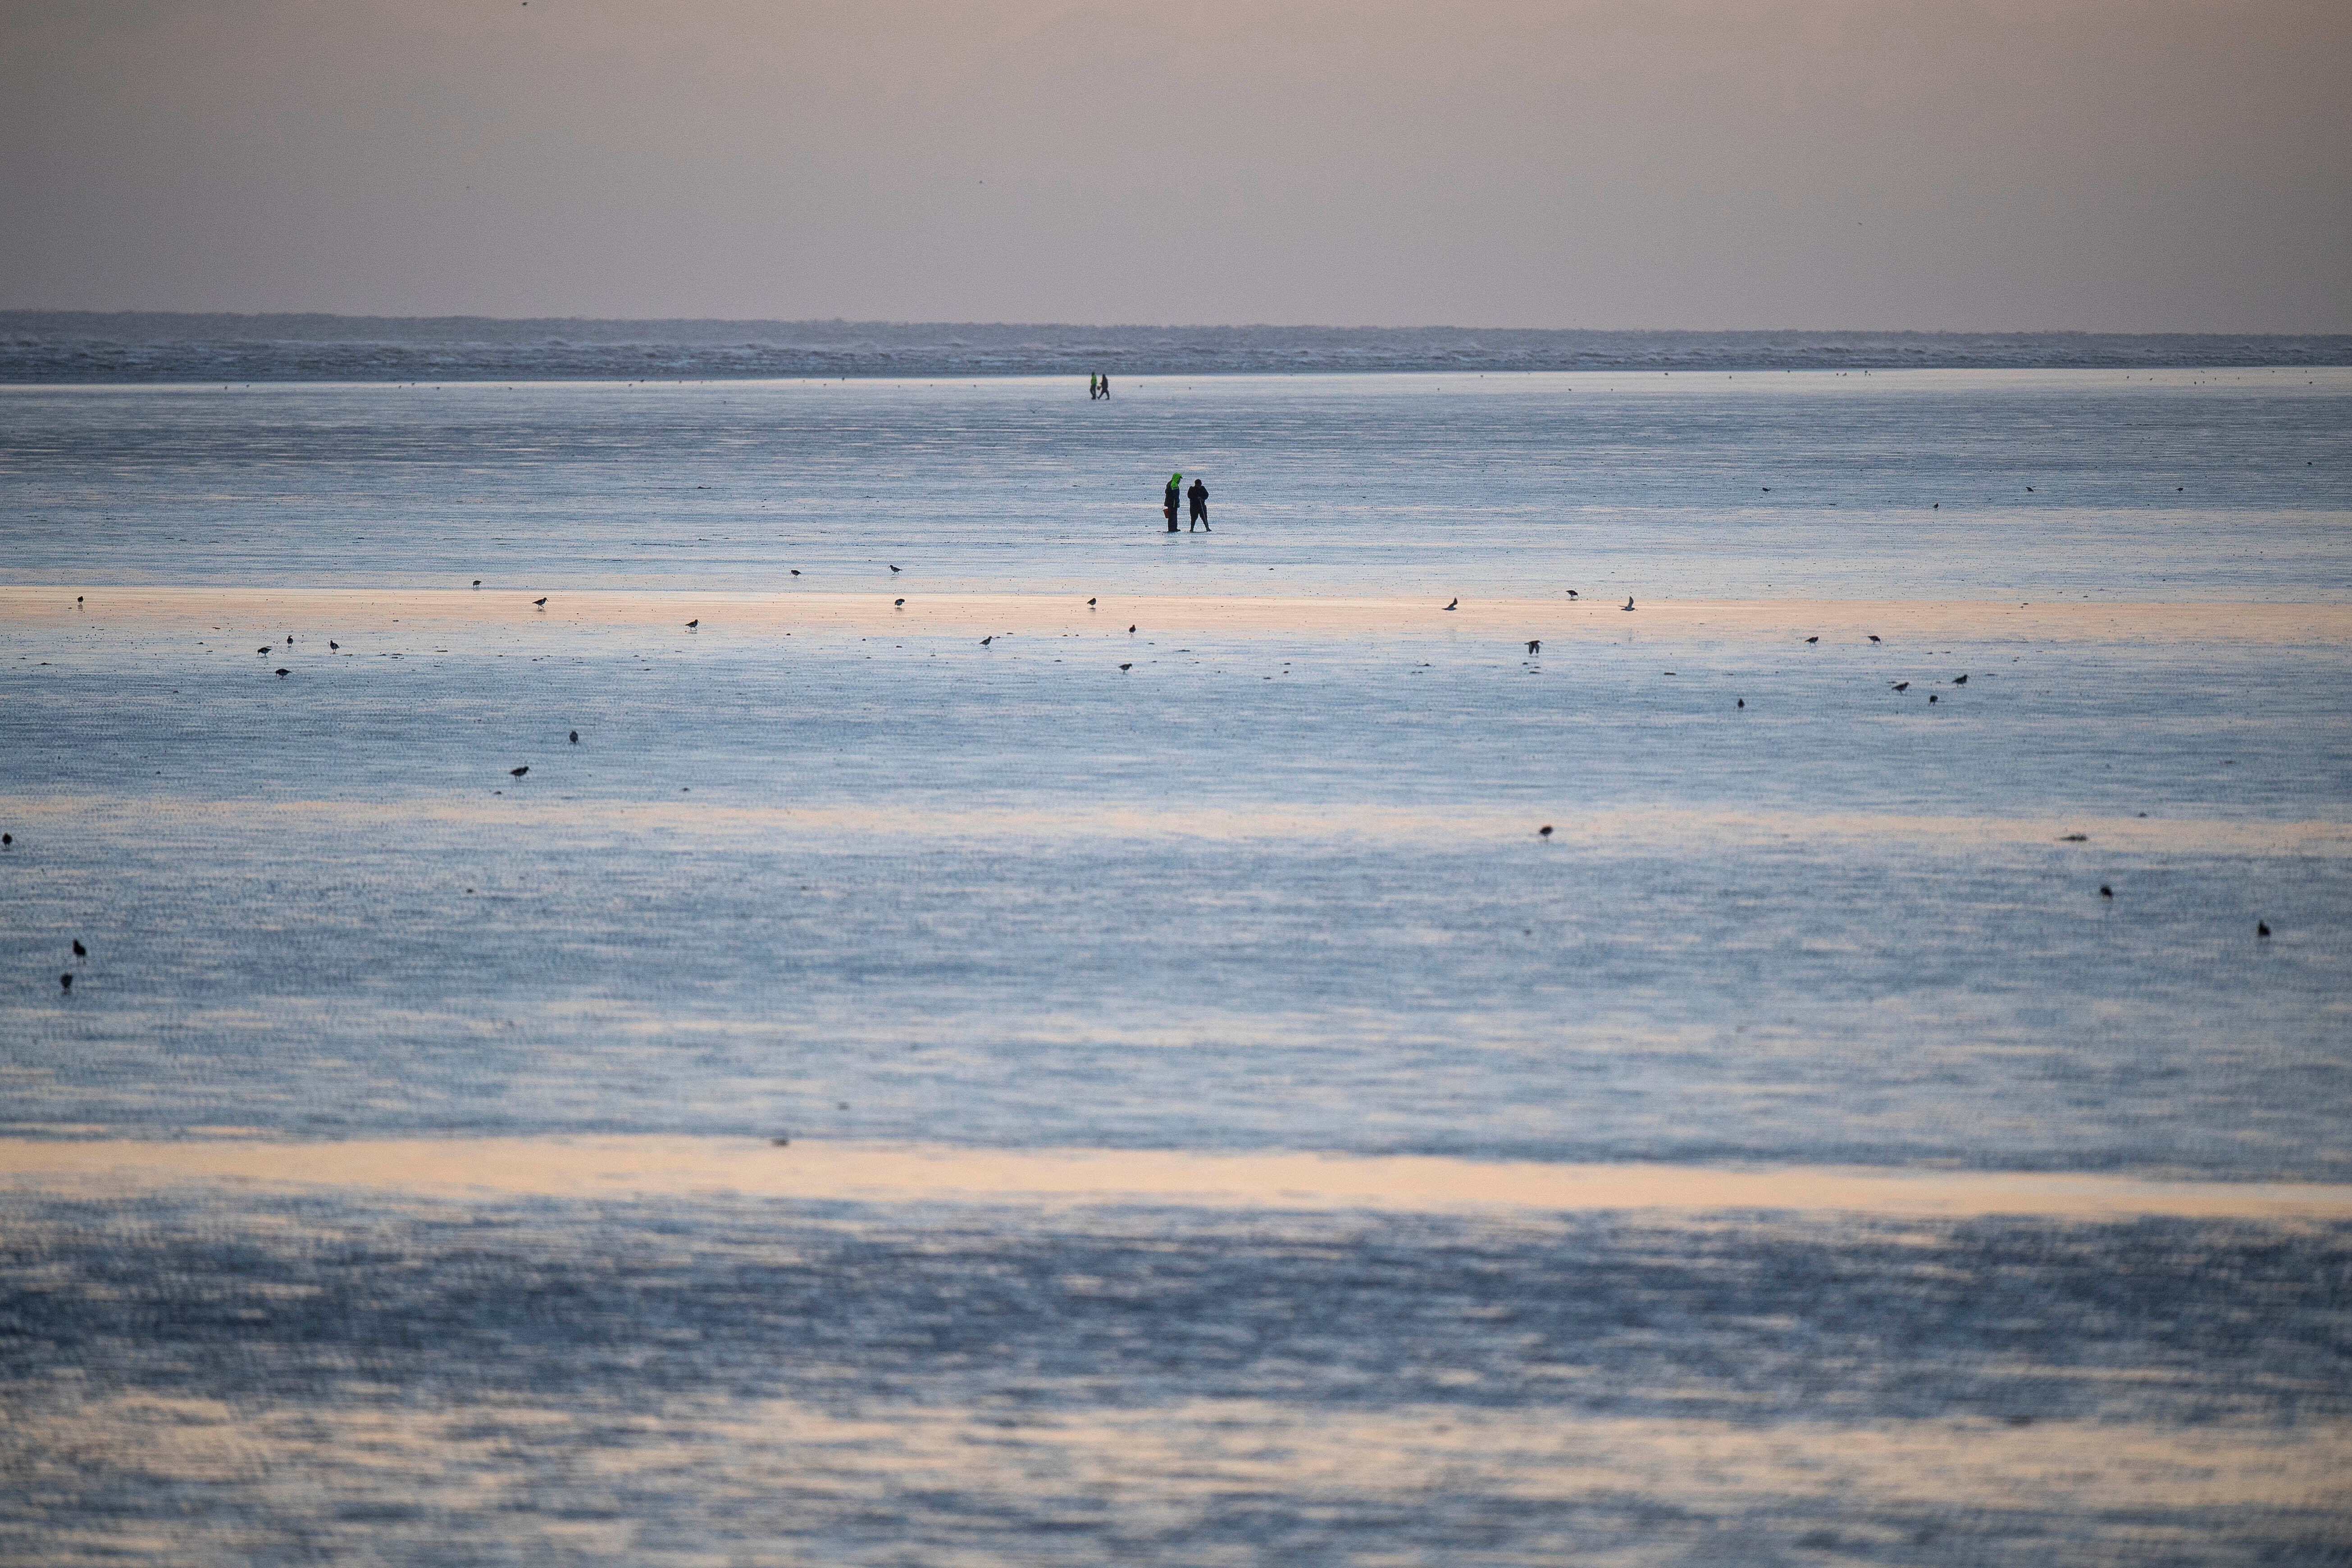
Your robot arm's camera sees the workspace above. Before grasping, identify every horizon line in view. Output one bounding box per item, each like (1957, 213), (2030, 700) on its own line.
(7, 310), (2351, 341)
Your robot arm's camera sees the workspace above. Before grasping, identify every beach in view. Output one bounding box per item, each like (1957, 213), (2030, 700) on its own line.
(4, 368), (2348, 1562)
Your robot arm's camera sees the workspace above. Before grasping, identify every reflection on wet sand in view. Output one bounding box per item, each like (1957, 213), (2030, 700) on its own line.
(9, 1137), (2352, 1219)
(8, 795), (2346, 855)
(8, 1391), (2345, 1563)
(9, 584), (2351, 645)
(5, 1185), (2347, 1564)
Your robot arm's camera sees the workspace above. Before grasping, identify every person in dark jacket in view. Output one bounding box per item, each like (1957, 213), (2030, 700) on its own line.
(1186, 477), (1209, 531)
(1164, 472), (1182, 531)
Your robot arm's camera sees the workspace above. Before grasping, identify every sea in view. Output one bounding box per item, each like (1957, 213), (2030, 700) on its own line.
(2, 331), (2348, 1564)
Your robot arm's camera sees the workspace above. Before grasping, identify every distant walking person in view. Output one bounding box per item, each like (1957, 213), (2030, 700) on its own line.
(1187, 477), (1209, 531)
(1164, 472), (1182, 531)
(1099, 372), (1111, 399)
(1088, 374), (1100, 399)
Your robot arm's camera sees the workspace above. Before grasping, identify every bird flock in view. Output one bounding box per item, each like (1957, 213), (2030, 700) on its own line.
(19, 576), (2289, 1003)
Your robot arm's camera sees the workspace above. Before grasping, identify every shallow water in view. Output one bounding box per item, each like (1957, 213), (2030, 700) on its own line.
(3, 370), (2349, 1562)
(5, 589), (2348, 1175)
(4, 369), (2348, 598)
(5, 1191), (2349, 1567)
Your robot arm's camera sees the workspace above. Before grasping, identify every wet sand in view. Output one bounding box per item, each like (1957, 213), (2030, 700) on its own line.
(9, 584), (2350, 645)
(9, 1136), (2352, 1219)
(9, 795), (2347, 858)
(8, 372), (2348, 1564)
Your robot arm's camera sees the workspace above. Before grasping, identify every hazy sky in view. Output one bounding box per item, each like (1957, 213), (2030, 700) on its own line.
(3, 0), (2347, 328)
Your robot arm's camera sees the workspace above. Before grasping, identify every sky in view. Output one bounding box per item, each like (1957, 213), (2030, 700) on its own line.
(2, 0), (2347, 329)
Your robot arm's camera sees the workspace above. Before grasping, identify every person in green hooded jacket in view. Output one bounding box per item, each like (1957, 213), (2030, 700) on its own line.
(1163, 472), (1182, 531)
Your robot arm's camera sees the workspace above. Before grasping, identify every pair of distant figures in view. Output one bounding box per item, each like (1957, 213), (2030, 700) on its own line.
(1088, 373), (1113, 400)
(1164, 472), (1209, 532)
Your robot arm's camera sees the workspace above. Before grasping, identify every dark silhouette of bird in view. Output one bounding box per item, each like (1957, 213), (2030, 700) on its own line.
(2257, 921), (2271, 938)
(2100, 884), (2113, 898)
(1805, 636), (1819, 644)
(771, 1135), (791, 1146)
(1, 834), (11, 845)
(275, 668), (289, 677)
(686, 619), (699, 628)
(2060, 833), (2087, 842)
(1128, 624), (1137, 633)
(1868, 634), (1881, 643)
(533, 597), (547, 607)
(1622, 597), (1635, 611)
(77, 596), (83, 604)
(285, 635), (293, 645)
(1953, 674), (1968, 684)
(1444, 598), (1458, 611)
(257, 646), (271, 654)
(889, 565), (901, 573)
(1088, 597), (1097, 606)
(1892, 681), (1909, 691)
(1538, 825), (1553, 838)
(1566, 589), (1578, 598)
(569, 731), (578, 743)
(980, 636), (993, 646)
(473, 580), (482, 587)
(2026, 486), (2034, 492)
(328, 641), (338, 649)
(510, 766), (529, 777)
(1929, 693), (1938, 702)
(1527, 640), (1541, 654)
(1119, 663), (1132, 671)
(894, 598), (905, 607)
(72, 940), (86, 957)
(790, 569), (800, 576)
(59, 974), (71, 992)
(1737, 698), (1744, 708)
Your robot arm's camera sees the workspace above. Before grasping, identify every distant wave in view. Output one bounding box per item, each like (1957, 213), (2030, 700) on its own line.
(4, 313), (2347, 382)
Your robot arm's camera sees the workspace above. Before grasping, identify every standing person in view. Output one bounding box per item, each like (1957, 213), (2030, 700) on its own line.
(1088, 373), (1099, 399)
(1099, 372), (1111, 399)
(1163, 472), (1182, 532)
(1187, 476), (1210, 531)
